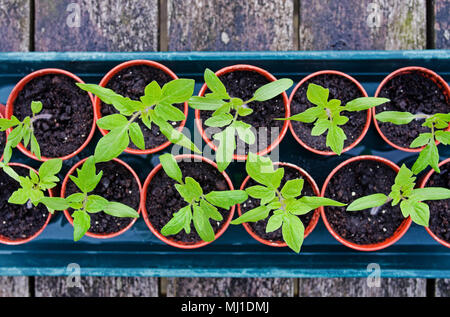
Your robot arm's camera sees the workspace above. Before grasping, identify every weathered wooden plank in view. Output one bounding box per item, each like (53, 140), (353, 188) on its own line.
(35, 0), (158, 51)
(435, 0), (449, 48)
(167, 278), (294, 297)
(167, 0), (294, 51)
(299, 0), (426, 50)
(0, 276), (29, 297)
(35, 276), (159, 297)
(0, 0), (30, 51)
(298, 278), (426, 297)
(435, 279), (450, 297)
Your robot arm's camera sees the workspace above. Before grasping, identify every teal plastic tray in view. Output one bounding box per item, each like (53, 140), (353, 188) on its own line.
(0, 50), (449, 278)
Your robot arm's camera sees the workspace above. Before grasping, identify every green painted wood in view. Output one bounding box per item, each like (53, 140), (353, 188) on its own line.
(0, 277), (29, 297)
(299, 0), (426, 50)
(35, 0), (159, 51)
(0, 0), (30, 51)
(167, 0), (295, 51)
(167, 278), (294, 297)
(435, 0), (449, 48)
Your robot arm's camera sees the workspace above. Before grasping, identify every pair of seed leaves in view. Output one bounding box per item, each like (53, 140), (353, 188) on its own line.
(0, 101), (45, 163)
(281, 83), (389, 155)
(347, 164), (450, 227)
(376, 112), (450, 174)
(158, 153), (247, 242)
(188, 69), (293, 172)
(231, 153), (345, 253)
(77, 79), (200, 163)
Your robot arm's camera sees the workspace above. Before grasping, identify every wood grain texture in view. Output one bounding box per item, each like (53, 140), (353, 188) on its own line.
(167, 0), (294, 51)
(299, 0), (426, 50)
(435, 279), (450, 297)
(435, 0), (449, 48)
(298, 278), (426, 297)
(167, 278), (294, 297)
(0, 0), (30, 51)
(35, 0), (158, 51)
(0, 277), (29, 297)
(35, 276), (159, 297)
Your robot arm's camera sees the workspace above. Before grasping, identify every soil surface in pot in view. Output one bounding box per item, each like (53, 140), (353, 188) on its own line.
(146, 160), (230, 244)
(65, 160), (140, 235)
(240, 165), (316, 243)
(14, 74), (93, 158)
(426, 162), (450, 243)
(290, 74), (366, 152)
(199, 70), (285, 155)
(0, 130), (4, 157)
(101, 65), (184, 150)
(324, 160), (404, 245)
(0, 166), (49, 240)
(375, 71), (449, 148)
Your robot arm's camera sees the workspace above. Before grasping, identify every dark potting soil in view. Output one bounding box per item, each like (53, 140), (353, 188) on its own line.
(240, 165), (316, 243)
(0, 166), (49, 240)
(65, 160), (140, 235)
(375, 71), (449, 148)
(147, 160), (230, 244)
(199, 70), (285, 155)
(101, 65), (184, 150)
(290, 74), (366, 152)
(0, 130), (4, 158)
(323, 160), (404, 245)
(427, 162), (450, 243)
(14, 74), (93, 158)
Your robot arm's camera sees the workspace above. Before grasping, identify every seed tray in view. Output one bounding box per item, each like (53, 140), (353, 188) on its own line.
(0, 50), (449, 278)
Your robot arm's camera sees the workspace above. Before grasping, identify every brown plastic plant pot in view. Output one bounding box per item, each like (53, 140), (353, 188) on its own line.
(61, 157), (142, 239)
(95, 60), (189, 155)
(0, 163), (53, 245)
(6, 68), (96, 162)
(237, 162), (321, 248)
(141, 154), (236, 249)
(195, 64), (291, 161)
(373, 66), (450, 152)
(320, 155), (412, 251)
(288, 70), (370, 156)
(420, 157), (450, 248)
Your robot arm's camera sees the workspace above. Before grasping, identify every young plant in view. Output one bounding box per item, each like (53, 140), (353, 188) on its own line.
(347, 164), (450, 227)
(65, 156), (139, 241)
(158, 153), (248, 242)
(279, 83), (389, 155)
(0, 158), (69, 214)
(376, 111), (450, 174)
(0, 101), (50, 162)
(189, 69), (293, 172)
(231, 153), (346, 253)
(77, 79), (200, 163)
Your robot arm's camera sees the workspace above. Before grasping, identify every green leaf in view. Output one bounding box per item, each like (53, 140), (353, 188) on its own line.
(306, 83), (329, 107)
(193, 204), (215, 242)
(38, 158), (62, 184)
(8, 189), (29, 205)
(281, 179), (304, 199)
(411, 143), (440, 174)
(205, 190), (248, 209)
(299, 196), (346, 209)
(237, 107), (253, 117)
(7, 125), (24, 148)
(129, 122), (145, 150)
(410, 133), (432, 148)
(31, 101), (43, 115)
(72, 209), (91, 241)
(1, 164), (21, 182)
(159, 153), (183, 184)
(253, 78), (292, 102)
(39, 197), (70, 211)
(154, 116), (201, 154)
(214, 126), (236, 172)
(85, 195), (109, 213)
(200, 199), (223, 221)
(233, 120), (255, 145)
(311, 119), (331, 136)
(345, 97), (389, 111)
(188, 96), (225, 110)
(30, 134), (41, 160)
(282, 214), (305, 253)
(266, 214), (283, 233)
(154, 102), (186, 122)
(285, 106), (325, 123)
(347, 193), (389, 211)
(204, 113), (233, 127)
(326, 124), (346, 155)
(140, 81), (162, 106)
(231, 205), (271, 224)
(184, 177), (203, 201)
(411, 187), (450, 201)
(161, 205), (192, 236)
(375, 111), (416, 125)
(70, 156), (103, 193)
(245, 152), (282, 189)
(94, 126), (130, 163)
(407, 201), (430, 227)
(103, 201), (139, 218)
(0, 116), (20, 131)
(96, 114), (128, 130)
(246, 185), (275, 201)
(160, 79), (195, 104)
(435, 130), (450, 145)
(204, 68), (229, 99)
(285, 199), (314, 215)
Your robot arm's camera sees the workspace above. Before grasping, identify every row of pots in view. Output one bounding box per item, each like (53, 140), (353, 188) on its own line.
(3, 61), (448, 163)
(2, 154), (448, 250)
